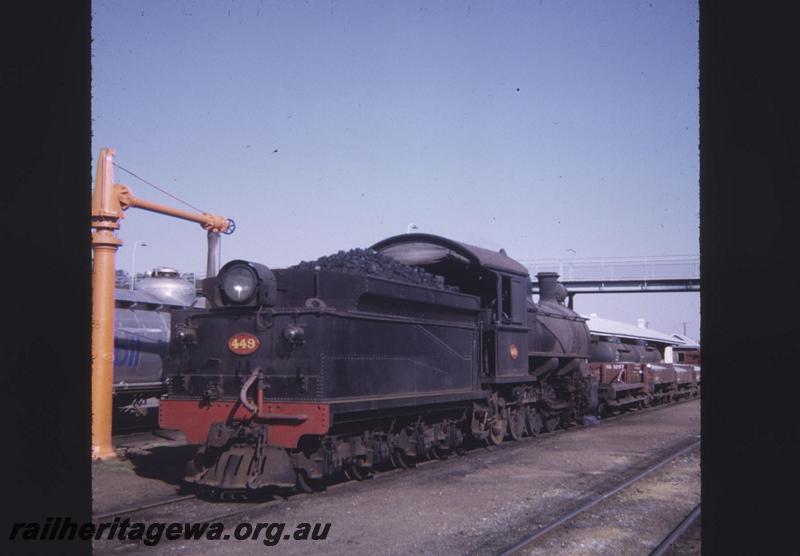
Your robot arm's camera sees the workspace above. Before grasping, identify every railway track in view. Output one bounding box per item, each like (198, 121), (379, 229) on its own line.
(497, 438), (701, 555)
(93, 490), (288, 527)
(649, 503), (701, 556)
(95, 397), (698, 528)
(94, 494), (198, 521)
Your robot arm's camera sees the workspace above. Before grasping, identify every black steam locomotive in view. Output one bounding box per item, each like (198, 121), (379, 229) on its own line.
(159, 234), (614, 493)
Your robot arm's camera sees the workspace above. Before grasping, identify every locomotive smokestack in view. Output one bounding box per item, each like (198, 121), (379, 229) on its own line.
(536, 272), (560, 303)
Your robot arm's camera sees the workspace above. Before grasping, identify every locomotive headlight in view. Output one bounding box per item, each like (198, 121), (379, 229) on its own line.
(211, 259), (276, 309)
(221, 264), (258, 304)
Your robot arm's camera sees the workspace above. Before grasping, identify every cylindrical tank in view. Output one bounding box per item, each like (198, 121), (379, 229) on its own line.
(589, 336), (633, 363)
(114, 270), (196, 392)
(135, 267), (197, 307)
(114, 290), (171, 390)
(626, 341), (661, 364)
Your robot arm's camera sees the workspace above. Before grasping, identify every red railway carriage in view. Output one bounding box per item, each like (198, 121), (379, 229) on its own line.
(586, 319), (701, 414)
(588, 362), (647, 412)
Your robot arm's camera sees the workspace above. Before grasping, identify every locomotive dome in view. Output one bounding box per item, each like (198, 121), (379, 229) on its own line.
(371, 233), (529, 277)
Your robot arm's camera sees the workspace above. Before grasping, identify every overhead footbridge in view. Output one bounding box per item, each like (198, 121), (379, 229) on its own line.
(523, 255), (700, 309)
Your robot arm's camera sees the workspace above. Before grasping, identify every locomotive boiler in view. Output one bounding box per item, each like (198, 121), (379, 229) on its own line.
(159, 234), (594, 493)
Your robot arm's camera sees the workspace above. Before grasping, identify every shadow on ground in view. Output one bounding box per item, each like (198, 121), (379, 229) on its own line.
(127, 445), (198, 487)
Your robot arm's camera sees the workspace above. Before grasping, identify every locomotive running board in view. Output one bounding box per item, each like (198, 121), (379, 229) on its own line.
(327, 389), (486, 414)
(481, 376), (539, 384)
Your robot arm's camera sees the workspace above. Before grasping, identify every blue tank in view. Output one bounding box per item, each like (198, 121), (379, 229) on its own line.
(114, 268), (197, 395)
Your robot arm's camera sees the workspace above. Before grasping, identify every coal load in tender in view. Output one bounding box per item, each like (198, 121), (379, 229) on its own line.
(291, 248), (456, 291)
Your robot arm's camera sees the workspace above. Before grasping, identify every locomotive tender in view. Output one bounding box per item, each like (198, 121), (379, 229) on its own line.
(158, 234), (692, 494)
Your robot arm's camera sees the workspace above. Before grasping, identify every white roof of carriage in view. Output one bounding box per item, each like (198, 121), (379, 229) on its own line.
(669, 333), (700, 348)
(581, 314), (682, 345)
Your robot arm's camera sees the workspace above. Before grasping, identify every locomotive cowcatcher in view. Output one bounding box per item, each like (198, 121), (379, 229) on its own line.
(159, 234), (594, 493)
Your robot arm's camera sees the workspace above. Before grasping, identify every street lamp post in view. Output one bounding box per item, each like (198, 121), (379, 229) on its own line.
(130, 241), (147, 290)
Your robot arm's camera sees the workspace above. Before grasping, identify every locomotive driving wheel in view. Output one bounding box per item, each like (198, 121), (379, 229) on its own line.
(542, 411), (560, 433)
(524, 406), (543, 436)
(391, 449), (414, 469)
(508, 409), (525, 441)
(295, 470), (325, 493)
(488, 418), (506, 445)
(344, 463), (371, 481)
(343, 465), (359, 480)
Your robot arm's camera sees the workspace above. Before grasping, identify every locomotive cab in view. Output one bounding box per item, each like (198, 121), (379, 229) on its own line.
(372, 234), (531, 378)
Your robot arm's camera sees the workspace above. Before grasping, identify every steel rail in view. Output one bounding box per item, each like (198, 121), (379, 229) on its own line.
(93, 492), (287, 540)
(192, 498), (286, 526)
(498, 438), (701, 556)
(649, 503), (701, 556)
(93, 494), (197, 521)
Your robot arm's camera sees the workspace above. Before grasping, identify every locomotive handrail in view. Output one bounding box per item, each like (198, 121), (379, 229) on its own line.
(239, 368), (261, 414)
(257, 414), (309, 422)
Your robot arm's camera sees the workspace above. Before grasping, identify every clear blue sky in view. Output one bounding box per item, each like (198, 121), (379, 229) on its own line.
(92, 0), (700, 339)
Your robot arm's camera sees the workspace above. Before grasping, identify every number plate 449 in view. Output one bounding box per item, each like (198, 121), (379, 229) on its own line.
(228, 332), (260, 355)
